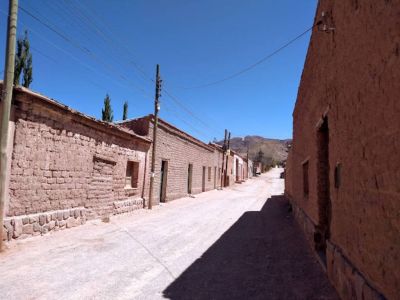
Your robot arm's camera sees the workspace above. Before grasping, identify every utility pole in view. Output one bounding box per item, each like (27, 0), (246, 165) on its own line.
(224, 131), (231, 187)
(220, 129), (227, 188)
(148, 64), (161, 210)
(0, 0), (18, 250)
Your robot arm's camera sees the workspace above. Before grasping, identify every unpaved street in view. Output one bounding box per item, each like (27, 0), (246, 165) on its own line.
(0, 168), (337, 299)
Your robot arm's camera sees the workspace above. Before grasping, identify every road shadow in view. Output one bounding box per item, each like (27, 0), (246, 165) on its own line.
(163, 195), (338, 300)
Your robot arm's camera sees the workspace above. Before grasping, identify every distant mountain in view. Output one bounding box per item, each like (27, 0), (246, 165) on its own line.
(216, 135), (291, 165)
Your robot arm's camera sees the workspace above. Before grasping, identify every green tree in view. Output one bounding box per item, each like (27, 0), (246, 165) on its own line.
(122, 101), (128, 120)
(102, 94), (113, 122)
(14, 38), (25, 85)
(256, 149), (264, 162)
(23, 52), (33, 88)
(14, 30), (33, 87)
(22, 34), (33, 88)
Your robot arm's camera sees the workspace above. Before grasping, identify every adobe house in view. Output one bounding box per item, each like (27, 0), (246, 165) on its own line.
(0, 84), (151, 241)
(208, 142), (225, 189)
(246, 158), (254, 179)
(285, 1), (399, 299)
(223, 149), (235, 187)
(233, 151), (245, 183)
(119, 115), (224, 205)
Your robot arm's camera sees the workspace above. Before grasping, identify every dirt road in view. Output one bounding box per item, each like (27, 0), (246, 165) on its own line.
(0, 168), (337, 299)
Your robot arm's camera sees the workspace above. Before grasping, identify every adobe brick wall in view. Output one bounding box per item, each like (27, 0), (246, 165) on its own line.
(286, 1), (400, 299)
(224, 152), (235, 187)
(1, 86), (150, 241)
(247, 160), (254, 178)
(121, 116), (224, 205)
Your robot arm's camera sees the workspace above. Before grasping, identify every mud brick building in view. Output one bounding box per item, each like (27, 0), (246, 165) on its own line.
(120, 115), (224, 206)
(246, 158), (253, 179)
(233, 152), (245, 182)
(285, 1), (400, 299)
(224, 150), (235, 187)
(0, 87), (251, 242)
(0, 84), (151, 241)
(209, 143), (225, 188)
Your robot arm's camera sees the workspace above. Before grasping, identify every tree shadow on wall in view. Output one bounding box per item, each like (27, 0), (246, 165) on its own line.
(163, 195), (338, 300)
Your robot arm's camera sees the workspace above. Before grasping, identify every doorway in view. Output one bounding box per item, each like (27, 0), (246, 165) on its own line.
(315, 117), (331, 265)
(202, 166), (206, 192)
(236, 159), (239, 181)
(187, 164), (193, 194)
(160, 160), (168, 203)
(214, 167), (217, 189)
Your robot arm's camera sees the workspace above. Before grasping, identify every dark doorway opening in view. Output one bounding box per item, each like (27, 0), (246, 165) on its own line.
(235, 159), (239, 182)
(214, 167), (217, 189)
(315, 117), (331, 265)
(202, 166), (206, 192)
(187, 164), (193, 194)
(160, 160), (168, 203)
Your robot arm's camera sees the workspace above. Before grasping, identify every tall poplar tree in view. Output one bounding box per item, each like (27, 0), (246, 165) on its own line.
(14, 30), (33, 87)
(122, 101), (128, 120)
(22, 35), (33, 88)
(102, 94), (113, 122)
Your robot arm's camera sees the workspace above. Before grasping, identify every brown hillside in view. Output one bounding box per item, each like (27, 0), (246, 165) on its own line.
(217, 136), (290, 165)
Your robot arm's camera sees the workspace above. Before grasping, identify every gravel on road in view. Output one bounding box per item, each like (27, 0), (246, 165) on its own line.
(0, 168), (338, 300)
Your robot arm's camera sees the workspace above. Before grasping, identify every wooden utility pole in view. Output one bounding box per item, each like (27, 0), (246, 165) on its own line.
(220, 129), (227, 188)
(148, 64), (161, 210)
(224, 132), (231, 186)
(0, 0), (18, 250)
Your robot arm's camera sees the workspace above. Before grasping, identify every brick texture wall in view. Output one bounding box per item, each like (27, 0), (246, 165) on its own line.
(285, 1), (400, 299)
(121, 116), (224, 205)
(5, 88), (150, 221)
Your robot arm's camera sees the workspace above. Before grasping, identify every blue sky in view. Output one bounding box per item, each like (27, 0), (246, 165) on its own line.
(0, 0), (318, 142)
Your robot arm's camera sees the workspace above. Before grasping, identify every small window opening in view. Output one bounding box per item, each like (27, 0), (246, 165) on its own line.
(208, 167), (211, 181)
(303, 160), (309, 197)
(126, 161), (139, 188)
(334, 163), (341, 188)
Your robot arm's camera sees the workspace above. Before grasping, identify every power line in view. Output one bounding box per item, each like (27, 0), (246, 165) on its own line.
(162, 104), (211, 140)
(15, 5), (217, 140)
(163, 89), (219, 132)
(16, 4), (227, 141)
(68, 0), (152, 83)
(17, 5), (153, 101)
(59, 1), (224, 136)
(50, 1), (226, 138)
(29, 45), (108, 91)
(180, 25), (316, 89)
(30, 46), (58, 63)
(15, 5), (215, 140)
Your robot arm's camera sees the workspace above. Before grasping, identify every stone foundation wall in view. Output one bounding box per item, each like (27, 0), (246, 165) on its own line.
(113, 198), (144, 215)
(290, 199), (316, 247)
(326, 241), (385, 300)
(2, 207), (86, 241)
(2, 198), (146, 241)
(285, 1), (400, 298)
(4, 88), (150, 220)
(290, 200), (385, 300)
(0, 85), (151, 242)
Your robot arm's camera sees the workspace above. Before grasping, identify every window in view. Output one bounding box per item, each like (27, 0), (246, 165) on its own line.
(334, 163), (341, 188)
(303, 161), (309, 197)
(208, 167), (211, 181)
(126, 161), (139, 188)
